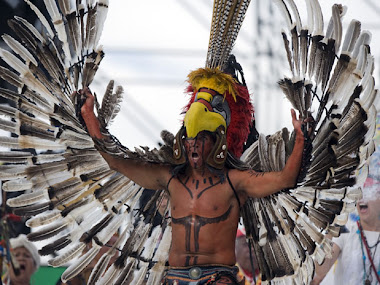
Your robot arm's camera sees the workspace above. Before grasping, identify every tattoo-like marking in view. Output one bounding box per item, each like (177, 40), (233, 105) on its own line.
(184, 255), (198, 266)
(185, 256), (191, 266)
(193, 206), (232, 251)
(196, 181), (221, 199)
(172, 215), (192, 251)
(248, 170), (265, 177)
(178, 176), (220, 199)
(203, 178), (207, 184)
(178, 177), (193, 198)
(172, 205), (233, 254)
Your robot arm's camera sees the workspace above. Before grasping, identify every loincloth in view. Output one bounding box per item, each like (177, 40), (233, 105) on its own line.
(161, 265), (240, 285)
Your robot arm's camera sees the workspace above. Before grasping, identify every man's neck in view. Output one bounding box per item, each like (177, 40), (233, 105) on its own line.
(187, 166), (210, 179)
(361, 218), (380, 232)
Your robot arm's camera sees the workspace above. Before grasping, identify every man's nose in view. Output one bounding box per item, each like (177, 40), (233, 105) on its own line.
(186, 139), (196, 147)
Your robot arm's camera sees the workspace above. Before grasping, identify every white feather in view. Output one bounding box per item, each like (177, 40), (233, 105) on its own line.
(141, 226), (162, 260)
(0, 165), (27, 180)
(7, 189), (49, 207)
(18, 135), (65, 151)
(2, 34), (38, 66)
(297, 213), (323, 244)
(48, 243), (86, 267)
(309, 0), (323, 35)
(332, 212), (348, 226)
(24, 0), (55, 38)
(346, 186), (364, 201)
(94, 213), (125, 244)
(95, 263), (122, 285)
(284, 0), (302, 32)
(26, 210), (61, 228)
(2, 178), (33, 192)
(152, 224), (172, 263)
(352, 31), (372, 59)
(341, 19), (361, 54)
(130, 262), (148, 285)
(61, 245), (101, 282)
(273, 0), (292, 31)
(14, 16), (45, 44)
(0, 48), (29, 75)
(93, 0), (109, 47)
(43, 0), (71, 60)
(305, 0), (314, 32)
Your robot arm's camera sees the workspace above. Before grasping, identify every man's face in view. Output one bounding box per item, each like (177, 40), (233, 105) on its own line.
(357, 196), (380, 224)
(184, 131), (214, 170)
(10, 247), (36, 283)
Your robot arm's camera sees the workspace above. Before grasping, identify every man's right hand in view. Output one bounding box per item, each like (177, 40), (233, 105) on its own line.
(75, 88), (102, 139)
(79, 87), (95, 117)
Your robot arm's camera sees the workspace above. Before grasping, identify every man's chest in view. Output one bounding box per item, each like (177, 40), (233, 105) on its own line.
(168, 174), (237, 218)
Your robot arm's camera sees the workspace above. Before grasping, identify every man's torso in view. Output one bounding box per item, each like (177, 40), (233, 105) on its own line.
(167, 171), (241, 267)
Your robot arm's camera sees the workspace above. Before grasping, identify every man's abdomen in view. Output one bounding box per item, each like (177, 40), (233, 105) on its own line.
(169, 212), (239, 267)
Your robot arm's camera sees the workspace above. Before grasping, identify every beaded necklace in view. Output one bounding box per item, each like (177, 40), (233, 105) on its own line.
(357, 220), (380, 284)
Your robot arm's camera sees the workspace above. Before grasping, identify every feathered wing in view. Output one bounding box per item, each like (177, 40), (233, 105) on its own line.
(0, 1), (174, 284)
(1, 1), (379, 284)
(241, 1), (378, 283)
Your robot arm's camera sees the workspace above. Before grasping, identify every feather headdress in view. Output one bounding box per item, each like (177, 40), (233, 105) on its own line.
(184, 65), (253, 158)
(182, 0), (254, 159)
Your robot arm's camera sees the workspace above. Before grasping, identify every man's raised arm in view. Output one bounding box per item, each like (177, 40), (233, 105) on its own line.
(79, 88), (171, 190)
(234, 109), (305, 199)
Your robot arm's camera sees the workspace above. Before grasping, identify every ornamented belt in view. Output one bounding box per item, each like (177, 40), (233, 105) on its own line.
(165, 265), (238, 282)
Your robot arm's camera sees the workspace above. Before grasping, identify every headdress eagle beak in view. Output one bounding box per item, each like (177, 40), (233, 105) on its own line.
(183, 101), (227, 139)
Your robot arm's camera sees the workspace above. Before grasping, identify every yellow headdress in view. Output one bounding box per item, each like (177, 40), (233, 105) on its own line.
(174, 0), (254, 168)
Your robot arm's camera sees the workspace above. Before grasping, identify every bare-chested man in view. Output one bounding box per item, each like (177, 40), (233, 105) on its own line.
(79, 73), (304, 284)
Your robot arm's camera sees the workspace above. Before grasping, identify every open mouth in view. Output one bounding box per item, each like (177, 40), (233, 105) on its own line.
(359, 204), (368, 210)
(20, 264), (26, 270)
(189, 152), (201, 166)
(358, 202), (369, 213)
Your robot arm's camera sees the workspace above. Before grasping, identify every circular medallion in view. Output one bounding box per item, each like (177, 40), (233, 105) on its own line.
(188, 267), (202, 279)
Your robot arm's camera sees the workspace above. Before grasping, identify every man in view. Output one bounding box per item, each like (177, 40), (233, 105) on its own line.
(79, 60), (305, 284)
(3, 234), (40, 285)
(311, 177), (380, 285)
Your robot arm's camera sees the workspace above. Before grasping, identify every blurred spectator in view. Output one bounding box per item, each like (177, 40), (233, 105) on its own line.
(311, 177), (380, 285)
(2, 234), (40, 285)
(235, 228), (261, 284)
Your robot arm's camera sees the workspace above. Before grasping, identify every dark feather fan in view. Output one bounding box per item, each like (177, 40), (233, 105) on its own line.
(0, 0), (378, 285)
(240, 0), (378, 283)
